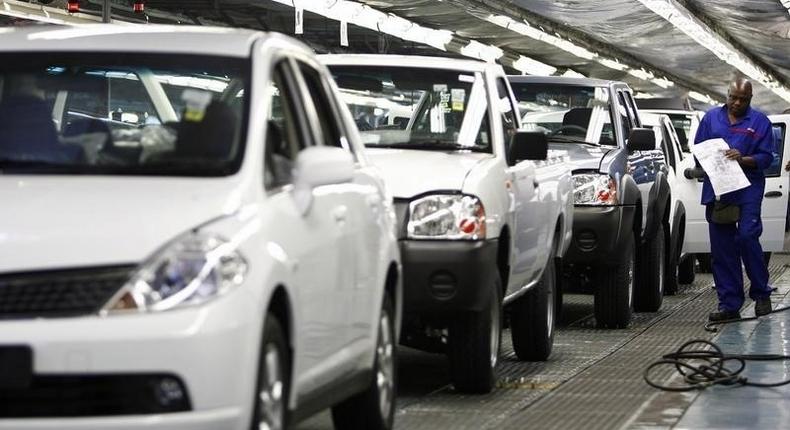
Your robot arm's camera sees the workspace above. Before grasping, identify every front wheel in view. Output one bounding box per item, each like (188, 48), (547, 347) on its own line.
(510, 250), (556, 361)
(448, 275), (502, 394)
(594, 236), (635, 329)
(677, 254), (695, 285)
(331, 294), (396, 430)
(250, 314), (289, 430)
(635, 224), (665, 312)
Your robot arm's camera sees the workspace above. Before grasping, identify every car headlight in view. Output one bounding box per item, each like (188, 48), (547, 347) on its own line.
(407, 194), (486, 239)
(573, 174), (617, 205)
(102, 232), (247, 314)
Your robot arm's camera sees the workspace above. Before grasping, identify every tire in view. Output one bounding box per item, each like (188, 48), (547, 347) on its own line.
(677, 254), (695, 285)
(634, 224), (665, 312)
(250, 314), (290, 430)
(510, 249), (556, 361)
(448, 275), (502, 394)
(594, 236), (635, 329)
(332, 294), (396, 430)
(697, 253), (712, 273)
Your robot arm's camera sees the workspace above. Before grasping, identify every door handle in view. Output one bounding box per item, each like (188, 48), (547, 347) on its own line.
(765, 191), (783, 198)
(332, 206), (348, 223)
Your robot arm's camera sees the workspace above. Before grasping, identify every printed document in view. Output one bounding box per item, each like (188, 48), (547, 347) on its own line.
(690, 138), (750, 196)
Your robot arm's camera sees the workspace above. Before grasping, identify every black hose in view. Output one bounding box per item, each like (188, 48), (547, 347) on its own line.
(644, 339), (790, 392)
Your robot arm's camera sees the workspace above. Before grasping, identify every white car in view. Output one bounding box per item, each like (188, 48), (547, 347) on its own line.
(0, 26), (401, 430)
(672, 113), (790, 265)
(640, 112), (695, 288)
(322, 54), (573, 393)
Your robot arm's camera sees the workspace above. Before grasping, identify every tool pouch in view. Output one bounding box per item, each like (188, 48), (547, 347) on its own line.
(711, 201), (740, 224)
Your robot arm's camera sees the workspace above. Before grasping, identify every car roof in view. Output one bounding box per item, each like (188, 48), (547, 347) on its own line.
(0, 24), (268, 58)
(320, 54), (495, 73)
(507, 75), (616, 87)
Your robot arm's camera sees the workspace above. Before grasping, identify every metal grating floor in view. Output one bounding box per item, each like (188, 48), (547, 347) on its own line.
(296, 257), (790, 430)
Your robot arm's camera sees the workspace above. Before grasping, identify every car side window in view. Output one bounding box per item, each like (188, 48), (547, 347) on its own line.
(296, 61), (347, 151)
(616, 91), (632, 139)
(496, 78), (518, 146)
(765, 124), (786, 178)
(264, 61), (307, 190)
(661, 123), (677, 171)
(624, 92), (641, 128)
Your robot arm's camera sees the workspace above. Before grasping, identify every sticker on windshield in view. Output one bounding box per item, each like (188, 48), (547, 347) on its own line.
(433, 84), (448, 93)
(458, 74), (475, 83)
(451, 89), (466, 111)
(181, 89), (213, 122)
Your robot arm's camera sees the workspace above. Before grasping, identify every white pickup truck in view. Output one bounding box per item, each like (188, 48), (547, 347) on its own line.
(322, 54), (573, 393)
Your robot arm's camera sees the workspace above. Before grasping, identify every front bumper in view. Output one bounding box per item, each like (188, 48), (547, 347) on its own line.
(400, 239), (498, 316)
(564, 205), (636, 265)
(0, 288), (261, 430)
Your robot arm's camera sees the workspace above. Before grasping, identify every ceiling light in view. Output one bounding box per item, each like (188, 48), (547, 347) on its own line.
(636, 0), (790, 103)
(512, 55), (557, 75)
(461, 40), (503, 63)
(688, 91), (718, 105)
(561, 69), (586, 78)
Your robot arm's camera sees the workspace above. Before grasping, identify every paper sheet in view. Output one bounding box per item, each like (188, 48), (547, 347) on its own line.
(690, 138), (751, 196)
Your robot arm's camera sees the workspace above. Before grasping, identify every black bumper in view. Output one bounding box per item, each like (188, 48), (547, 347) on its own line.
(564, 205), (636, 265)
(400, 239), (498, 316)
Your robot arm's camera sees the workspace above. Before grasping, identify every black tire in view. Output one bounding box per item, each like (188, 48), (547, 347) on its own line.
(635, 224), (665, 312)
(594, 236), (635, 329)
(664, 227), (679, 296)
(511, 250), (556, 361)
(332, 294), (396, 430)
(250, 314), (290, 430)
(448, 275), (502, 394)
(677, 254), (695, 285)
(697, 253), (712, 273)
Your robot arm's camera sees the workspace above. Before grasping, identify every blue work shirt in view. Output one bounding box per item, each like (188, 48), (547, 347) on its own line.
(694, 105), (774, 205)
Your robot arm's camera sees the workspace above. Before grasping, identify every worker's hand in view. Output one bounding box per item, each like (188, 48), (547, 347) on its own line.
(724, 148), (742, 161)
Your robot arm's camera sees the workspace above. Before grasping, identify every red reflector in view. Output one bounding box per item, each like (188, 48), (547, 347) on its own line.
(67, 0), (79, 13)
(133, 1), (145, 13)
(459, 218), (477, 234)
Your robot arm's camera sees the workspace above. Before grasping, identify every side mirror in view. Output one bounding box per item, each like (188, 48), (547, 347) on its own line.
(292, 146), (355, 213)
(509, 131), (548, 164)
(627, 128), (656, 152)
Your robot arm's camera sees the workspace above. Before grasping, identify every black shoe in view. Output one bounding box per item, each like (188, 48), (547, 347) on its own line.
(755, 298), (772, 317)
(708, 310), (741, 322)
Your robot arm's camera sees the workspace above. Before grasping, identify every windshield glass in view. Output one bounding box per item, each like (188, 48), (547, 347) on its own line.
(0, 53), (248, 176)
(510, 83), (615, 146)
(329, 65), (491, 152)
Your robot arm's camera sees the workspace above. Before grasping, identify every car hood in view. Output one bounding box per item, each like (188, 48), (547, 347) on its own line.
(0, 176), (243, 273)
(365, 148), (492, 198)
(550, 143), (613, 172)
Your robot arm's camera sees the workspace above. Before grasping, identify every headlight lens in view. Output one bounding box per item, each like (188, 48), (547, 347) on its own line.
(407, 194), (486, 239)
(103, 232), (247, 314)
(573, 174), (617, 205)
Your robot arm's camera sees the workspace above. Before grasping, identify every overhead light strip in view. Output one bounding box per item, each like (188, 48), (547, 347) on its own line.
(268, 0), (556, 74)
(636, 0), (790, 103)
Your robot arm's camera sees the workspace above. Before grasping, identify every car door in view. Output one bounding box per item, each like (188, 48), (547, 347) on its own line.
(294, 57), (382, 359)
(761, 115), (790, 251)
(499, 77), (540, 289)
(261, 57), (350, 397)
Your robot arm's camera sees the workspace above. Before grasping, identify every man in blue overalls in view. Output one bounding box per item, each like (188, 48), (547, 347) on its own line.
(695, 78), (775, 322)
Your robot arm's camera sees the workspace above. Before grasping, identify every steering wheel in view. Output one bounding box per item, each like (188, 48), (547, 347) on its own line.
(552, 125), (587, 136)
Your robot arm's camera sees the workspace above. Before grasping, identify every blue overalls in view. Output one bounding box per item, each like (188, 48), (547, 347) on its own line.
(694, 106), (775, 313)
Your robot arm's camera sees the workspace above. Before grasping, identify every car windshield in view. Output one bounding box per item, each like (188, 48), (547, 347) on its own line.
(510, 83), (616, 146)
(329, 65), (491, 152)
(0, 53), (249, 176)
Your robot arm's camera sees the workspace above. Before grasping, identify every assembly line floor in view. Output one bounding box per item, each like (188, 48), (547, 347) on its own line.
(298, 254), (790, 430)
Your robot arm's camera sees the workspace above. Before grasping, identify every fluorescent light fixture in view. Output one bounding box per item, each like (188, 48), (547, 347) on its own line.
(485, 15), (596, 60)
(636, 0), (790, 103)
(562, 69), (586, 78)
(461, 40), (504, 63)
(512, 55), (557, 75)
(688, 91), (718, 105)
(598, 58), (628, 71)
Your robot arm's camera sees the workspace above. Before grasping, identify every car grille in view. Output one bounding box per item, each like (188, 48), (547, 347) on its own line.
(0, 265), (135, 319)
(0, 374), (191, 417)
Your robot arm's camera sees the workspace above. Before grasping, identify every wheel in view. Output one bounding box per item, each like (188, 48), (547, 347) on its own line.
(696, 253), (712, 273)
(594, 236), (635, 329)
(677, 254), (695, 285)
(664, 228), (679, 296)
(634, 224), (665, 312)
(448, 275), (502, 394)
(331, 294), (396, 430)
(764, 252), (772, 266)
(510, 249), (556, 361)
(251, 314), (289, 430)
